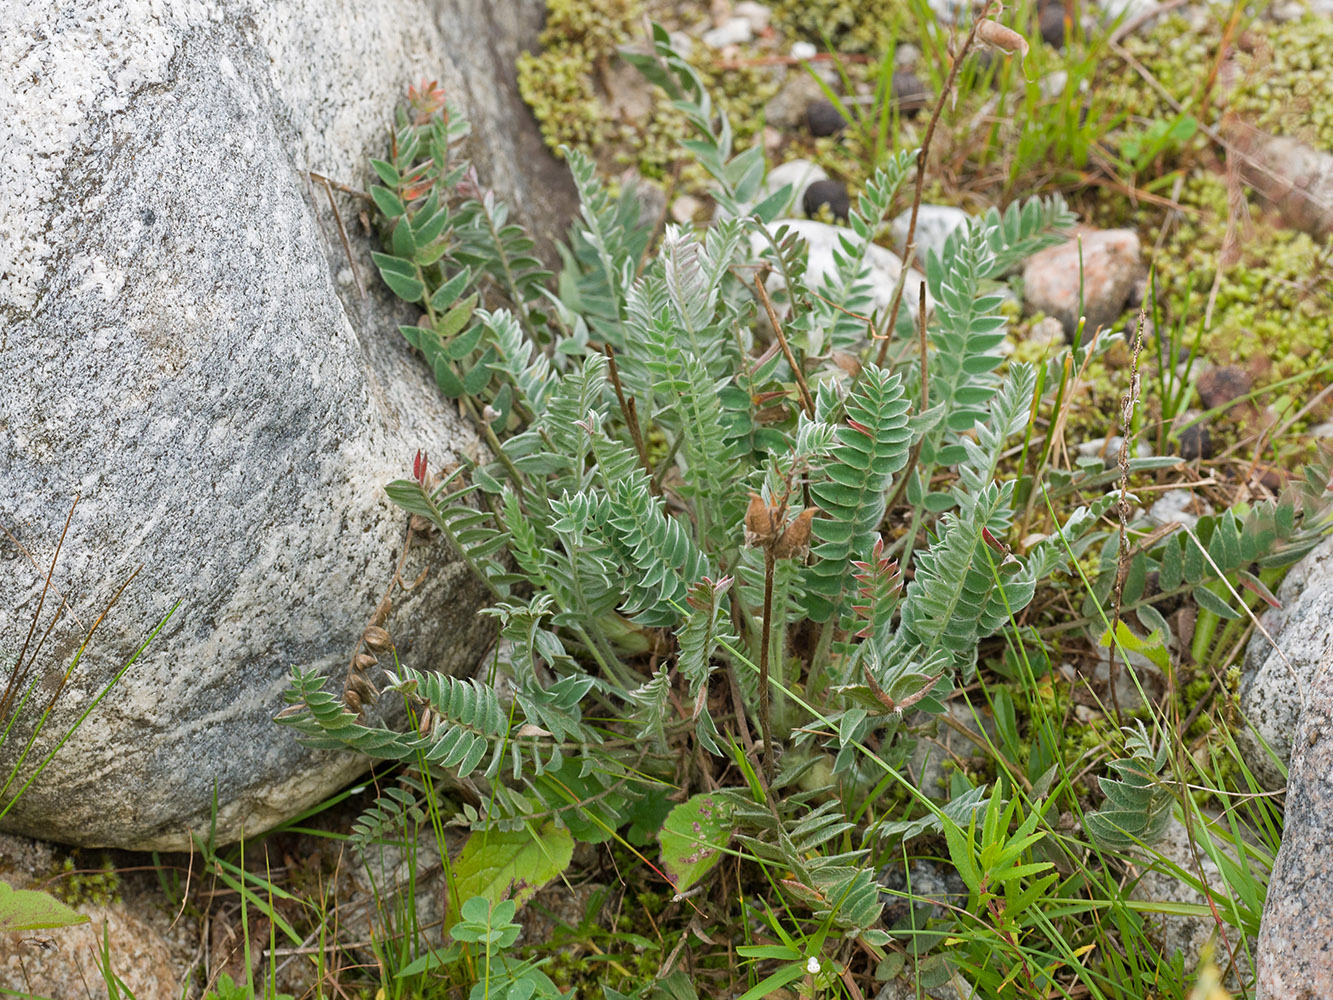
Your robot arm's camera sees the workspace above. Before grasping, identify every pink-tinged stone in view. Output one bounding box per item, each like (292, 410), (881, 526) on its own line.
(1228, 122), (1333, 238)
(1022, 228), (1142, 335)
(1256, 655), (1333, 998)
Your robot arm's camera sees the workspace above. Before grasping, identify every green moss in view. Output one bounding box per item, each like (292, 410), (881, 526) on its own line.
(769, 0), (912, 55)
(1144, 170), (1333, 384)
(50, 853), (120, 908)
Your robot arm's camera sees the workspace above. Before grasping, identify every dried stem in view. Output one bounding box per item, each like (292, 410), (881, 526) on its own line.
(754, 274), (815, 418)
(603, 344), (657, 488)
(876, 2), (996, 369)
(759, 547), (776, 784)
(1109, 302), (1149, 725)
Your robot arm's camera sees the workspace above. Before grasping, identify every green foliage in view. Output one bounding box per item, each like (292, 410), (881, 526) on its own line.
(0, 878), (89, 932)
(1084, 723), (1174, 851)
(274, 37), (1333, 997)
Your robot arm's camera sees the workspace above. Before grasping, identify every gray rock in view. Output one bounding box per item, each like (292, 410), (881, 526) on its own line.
(760, 158), (829, 215)
(908, 701), (997, 797)
(1147, 489), (1213, 530)
(0, 0), (575, 849)
(1256, 653), (1333, 997)
(702, 16), (753, 49)
(1227, 122), (1333, 238)
(1238, 535), (1333, 791)
(1129, 818), (1254, 981)
(891, 205), (971, 265)
(764, 70), (833, 131)
(754, 218), (933, 331)
(1022, 229), (1142, 336)
(734, 1), (773, 32)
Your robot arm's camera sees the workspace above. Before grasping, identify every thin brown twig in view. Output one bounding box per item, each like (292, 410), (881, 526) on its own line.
(304, 171), (372, 201)
(882, 284), (931, 516)
(754, 274), (815, 418)
(603, 344), (657, 488)
(318, 174), (366, 300)
(876, 1), (997, 368)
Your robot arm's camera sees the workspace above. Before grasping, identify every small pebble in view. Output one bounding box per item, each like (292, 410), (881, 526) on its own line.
(702, 16), (752, 49)
(805, 99), (850, 137)
(1148, 489), (1213, 530)
(892, 71), (931, 116)
(734, 1), (772, 32)
(1039, 1), (1067, 47)
(670, 195), (703, 224)
(803, 179), (851, 220)
(1177, 423), (1213, 461)
(791, 41), (817, 61)
(1196, 364), (1252, 411)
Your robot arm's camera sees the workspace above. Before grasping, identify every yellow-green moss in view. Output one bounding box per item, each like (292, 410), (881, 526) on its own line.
(1145, 170), (1333, 383)
(50, 853), (120, 908)
(769, 0), (912, 54)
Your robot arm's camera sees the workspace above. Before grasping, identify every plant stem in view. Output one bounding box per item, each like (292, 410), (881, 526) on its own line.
(760, 547), (776, 784)
(875, 1), (995, 369)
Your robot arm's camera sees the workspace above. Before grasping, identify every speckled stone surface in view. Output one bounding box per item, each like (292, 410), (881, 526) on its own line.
(1238, 535), (1333, 790)
(1256, 657), (1333, 998)
(0, 0), (575, 849)
(1021, 228), (1142, 336)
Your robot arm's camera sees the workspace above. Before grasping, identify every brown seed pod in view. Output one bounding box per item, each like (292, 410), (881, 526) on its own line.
(976, 18), (1029, 59)
(343, 689), (363, 714)
(409, 514), (433, 535)
(773, 508), (817, 560)
(362, 625), (392, 652)
(744, 491), (783, 547)
(417, 708), (435, 738)
(369, 594), (392, 627)
(354, 652), (378, 672)
(347, 672), (378, 704)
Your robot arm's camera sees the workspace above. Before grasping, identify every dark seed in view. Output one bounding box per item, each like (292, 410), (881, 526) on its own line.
(803, 179), (850, 220)
(892, 71), (930, 115)
(1178, 424), (1213, 461)
(1038, 1), (1067, 48)
(1196, 365), (1252, 411)
(805, 99), (850, 137)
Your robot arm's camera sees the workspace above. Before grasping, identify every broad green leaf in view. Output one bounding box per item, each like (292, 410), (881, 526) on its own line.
(0, 879), (89, 932)
(659, 793), (734, 893)
(450, 822), (574, 919)
(380, 270), (425, 303)
(1098, 619), (1170, 671)
(371, 185), (406, 218)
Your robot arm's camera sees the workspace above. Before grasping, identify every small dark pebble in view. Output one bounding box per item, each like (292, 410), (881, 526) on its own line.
(1196, 364), (1252, 410)
(892, 71), (931, 115)
(1178, 423), (1213, 461)
(1038, 1), (1067, 48)
(805, 99), (850, 137)
(803, 179), (851, 220)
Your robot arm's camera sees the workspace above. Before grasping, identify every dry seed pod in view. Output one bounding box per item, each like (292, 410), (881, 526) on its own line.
(744, 491), (783, 547)
(362, 625), (392, 652)
(354, 652), (378, 672)
(773, 508), (817, 560)
(343, 689), (363, 714)
(417, 708), (435, 738)
(348, 672), (378, 704)
(409, 514), (433, 535)
(369, 594), (392, 627)
(976, 18), (1029, 58)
